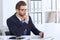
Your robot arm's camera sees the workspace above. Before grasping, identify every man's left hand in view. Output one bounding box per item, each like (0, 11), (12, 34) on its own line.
(39, 31), (44, 38)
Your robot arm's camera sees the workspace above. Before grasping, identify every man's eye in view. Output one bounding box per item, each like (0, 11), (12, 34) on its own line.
(20, 9), (27, 11)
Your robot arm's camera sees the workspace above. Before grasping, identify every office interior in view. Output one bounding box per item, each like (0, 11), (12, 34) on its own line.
(0, 0), (60, 40)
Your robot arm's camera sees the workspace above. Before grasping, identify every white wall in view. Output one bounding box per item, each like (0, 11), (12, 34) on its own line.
(0, 0), (3, 29)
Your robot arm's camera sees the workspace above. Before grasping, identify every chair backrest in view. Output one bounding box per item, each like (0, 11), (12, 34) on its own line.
(5, 31), (11, 35)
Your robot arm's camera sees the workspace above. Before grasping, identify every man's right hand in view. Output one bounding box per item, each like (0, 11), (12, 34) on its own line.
(23, 15), (29, 23)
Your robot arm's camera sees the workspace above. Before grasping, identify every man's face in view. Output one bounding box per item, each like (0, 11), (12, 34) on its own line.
(16, 6), (27, 16)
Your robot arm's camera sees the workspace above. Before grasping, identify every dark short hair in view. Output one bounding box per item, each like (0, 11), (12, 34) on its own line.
(15, 1), (26, 10)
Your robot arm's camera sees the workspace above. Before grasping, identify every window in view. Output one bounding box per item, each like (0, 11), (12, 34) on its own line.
(28, 0), (42, 24)
(28, 0), (57, 24)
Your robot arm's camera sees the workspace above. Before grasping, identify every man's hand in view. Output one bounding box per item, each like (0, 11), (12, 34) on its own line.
(39, 31), (44, 38)
(23, 15), (29, 23)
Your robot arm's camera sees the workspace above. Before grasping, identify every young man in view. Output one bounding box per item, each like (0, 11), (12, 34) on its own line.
(7, 1), (44, 38)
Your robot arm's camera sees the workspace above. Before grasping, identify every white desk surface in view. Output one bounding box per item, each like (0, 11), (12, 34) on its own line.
(0, 35), (54, 40)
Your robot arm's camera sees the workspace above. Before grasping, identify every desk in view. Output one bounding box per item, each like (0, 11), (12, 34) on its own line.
(0, 35), (54, 40)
